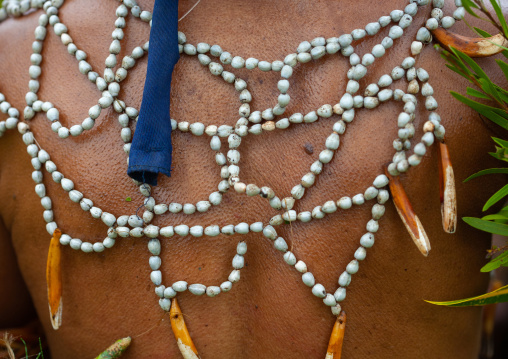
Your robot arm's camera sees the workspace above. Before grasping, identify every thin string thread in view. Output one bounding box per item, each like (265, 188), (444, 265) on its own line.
(178, 0), (201, 22)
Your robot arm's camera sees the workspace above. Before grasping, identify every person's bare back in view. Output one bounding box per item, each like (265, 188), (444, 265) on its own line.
(0, 0), (505, 358)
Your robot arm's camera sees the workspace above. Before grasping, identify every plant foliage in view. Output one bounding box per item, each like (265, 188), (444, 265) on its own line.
(430, 0), (508, 306)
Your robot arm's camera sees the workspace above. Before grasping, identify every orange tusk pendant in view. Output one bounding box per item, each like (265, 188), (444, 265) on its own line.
(95, 337), (132, 359)
(438, 142), (457, 234)
(170, 298), (200, 359)
(432, 28), (508, 57)
(385, 168), (431, 256)
(325, 311), (347, 359)
(46, 228), (63, 330)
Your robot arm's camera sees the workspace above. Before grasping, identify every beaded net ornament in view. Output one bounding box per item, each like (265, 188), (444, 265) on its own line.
(0, 0), (463, 357)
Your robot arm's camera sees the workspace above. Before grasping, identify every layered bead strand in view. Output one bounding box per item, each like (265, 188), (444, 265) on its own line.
(0, 3), (463, 356)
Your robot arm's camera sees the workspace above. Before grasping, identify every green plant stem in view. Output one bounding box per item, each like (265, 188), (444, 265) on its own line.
(475, 0), (506, 35)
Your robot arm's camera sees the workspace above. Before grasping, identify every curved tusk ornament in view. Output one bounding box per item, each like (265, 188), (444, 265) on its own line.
(170, 298), (201, 359)
(325, 311), (347, 359)
(46, 228), (63, 330)
(95, 337), (132, 359)
(439, 142), (457, 233)
(385, 168), (431, 256)
(432, 28), (508, 57)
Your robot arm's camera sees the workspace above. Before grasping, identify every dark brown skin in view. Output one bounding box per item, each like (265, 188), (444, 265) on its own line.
(0, 1), (506, 358)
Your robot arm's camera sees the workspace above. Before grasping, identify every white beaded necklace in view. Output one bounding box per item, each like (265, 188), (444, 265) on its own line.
(0, 0), (463, 357)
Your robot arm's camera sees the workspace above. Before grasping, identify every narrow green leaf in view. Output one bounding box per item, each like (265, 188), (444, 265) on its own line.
(492, 137), (508, 148)
(464, 168), (508, 182)
(466, 87), (491, 100)
(489, 0), (508, 38)
(452, 47), (490, 81)
(474, 27), (492, 37)
(462, 0), (480, 18)
(489, 149), (508, 162)
(451, 92), (508, 129)
(483, 183), (508, 211)
(445, 64), (471, 81)
(448, 48), (475, 77)
(481, 250), (508, 272)
(481, 214), (508, 221)
(463, 217), (508, 235)
(496, 59), (508, 82)
(479, 77), (506, 105)
(450, 92), (503, 114)
(425, 284), (508, 307)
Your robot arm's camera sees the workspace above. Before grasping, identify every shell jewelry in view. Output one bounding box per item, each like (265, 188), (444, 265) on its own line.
(0, 0), (464, 357)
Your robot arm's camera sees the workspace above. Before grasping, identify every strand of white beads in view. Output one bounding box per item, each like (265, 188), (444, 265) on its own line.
(0, 0), (465, 316)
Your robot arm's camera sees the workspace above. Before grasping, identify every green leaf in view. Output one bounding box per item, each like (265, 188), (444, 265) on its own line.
(492, 137), (508, 148)
(496, 59), (508, 82)
(450, 92), (508, 129)
(451, 47), (490, 82)
(445, 64), (471, 81)
(425, 284), (508, 306)
(485, 110), (508, 129)
(490, 147), (508, 162)
(474, 27), (492, 37)
(466, 87), (491, 100)
(481, 214), (508, 221)
(480, 78), (504, 104)
(483, 183), (508, 211)
(462, 0), (480, 18)
(463, 217), (508, 235)
(481, 250), (508, 272)
(464, 168), (508, 182)
(489, 0), (508, 39)
(125, 197), (132, 202)
(446, 49), (474, 79)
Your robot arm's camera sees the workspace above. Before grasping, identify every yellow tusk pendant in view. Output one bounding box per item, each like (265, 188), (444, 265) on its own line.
(385, 169), (431, 256)
(46, 228), (63, 330)
(432, 28), (508, 57)
(439, 142), (457, 234)
(325, 311), (347, 359)
(170, 298), (200, 359)
(95, 337), (132, 359)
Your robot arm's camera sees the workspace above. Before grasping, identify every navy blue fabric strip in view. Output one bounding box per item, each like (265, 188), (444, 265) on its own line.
(127, 0), (180, 186)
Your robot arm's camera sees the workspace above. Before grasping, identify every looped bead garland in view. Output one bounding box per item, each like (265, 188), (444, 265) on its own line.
(0, 0), (463, 356)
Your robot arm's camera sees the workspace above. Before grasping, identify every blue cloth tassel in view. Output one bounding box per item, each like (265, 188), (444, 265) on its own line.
(127, 0), (180, 185)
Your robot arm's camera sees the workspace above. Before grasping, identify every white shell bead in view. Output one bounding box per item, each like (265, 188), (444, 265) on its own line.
(206, 286), (221, 297)
(81, 242), (93, 253)
(302, 272), (315, 287)
(360, 233), (375, 248)
(174, 225), (189, 236)
(149, 256), (161, 270)
(324, 294), (337, 307)
(229, 270), (241, 283)
(312, 283), (327, 298)
(172, 281), (188, 292)
(354, 246), (367, 261)
(188, 284), (206, 296)
(220, 281), (233, 292)
(295, 260), (307, 273)
(148, 239), (161, 255)
(334, 288), (347, 302)
(164, 287), (177, 298)
(338, 272), (351, 287)
(346, 260), (360, 274)
(69, 238), (82, 250)
(283, 251), (297, 265)
(159, 298), (171, 311)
